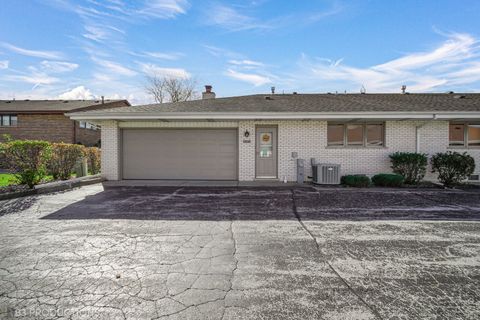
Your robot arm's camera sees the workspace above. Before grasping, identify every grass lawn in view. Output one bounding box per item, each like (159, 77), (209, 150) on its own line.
(0, 173), (59, 187)
(0, 173), (18, 187)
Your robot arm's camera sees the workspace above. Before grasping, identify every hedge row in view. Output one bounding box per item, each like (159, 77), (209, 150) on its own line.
(0, 140), (101, 188)
(341, 151), (475, 188)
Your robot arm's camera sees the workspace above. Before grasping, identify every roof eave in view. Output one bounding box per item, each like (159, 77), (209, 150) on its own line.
(67, 111), (480, 121)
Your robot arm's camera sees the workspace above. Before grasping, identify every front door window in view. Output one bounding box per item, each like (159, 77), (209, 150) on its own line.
(259, 133), (272, 157)
(256, 127), (277, 178)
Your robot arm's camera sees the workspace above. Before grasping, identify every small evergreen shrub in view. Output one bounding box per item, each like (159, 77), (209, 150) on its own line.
(85, 147), (101, 174)
(372, 173), (404, 187)
(341, 175), (371, 188)
(431, 151), (475, 187)
(389, 152), (428, 184)
(49, 143), (85, 180)
(3, 140), (52, 188)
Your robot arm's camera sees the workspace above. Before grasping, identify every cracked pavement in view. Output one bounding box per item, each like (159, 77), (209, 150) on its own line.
(0, 185), (479, 319)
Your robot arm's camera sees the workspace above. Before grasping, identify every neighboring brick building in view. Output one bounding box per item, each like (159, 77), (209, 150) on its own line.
(0, 99), (130, 146)
(67, 88), (480, 182)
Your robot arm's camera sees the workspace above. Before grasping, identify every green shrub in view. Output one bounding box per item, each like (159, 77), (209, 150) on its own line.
(85, 147), (101, 174)
(0, 142), (6, 169)
(341, 175), (371, 188)
(372, 173), (404, 187)
(389, 152), (428, 184)
(3, 140), (52, 188)
(431, 151), (475, 187)
(49, 143), (85, 180)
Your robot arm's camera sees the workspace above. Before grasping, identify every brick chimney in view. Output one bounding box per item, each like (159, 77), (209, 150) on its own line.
(202, 85), (216, 100)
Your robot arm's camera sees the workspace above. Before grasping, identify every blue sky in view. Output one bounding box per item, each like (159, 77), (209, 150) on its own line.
(1, 0), (480, 104)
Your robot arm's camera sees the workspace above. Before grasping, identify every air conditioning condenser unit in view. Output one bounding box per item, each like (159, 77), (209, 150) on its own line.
(312, 163), (341, 185)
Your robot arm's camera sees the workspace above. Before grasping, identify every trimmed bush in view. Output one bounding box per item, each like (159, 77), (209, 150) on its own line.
(341, 175), (371, 188)
(85, 147), (101, 175)
(389, 152), (428, 184)
(372, 173), (404, 187)
(3, 140), (52, 188)
(431, 151), (475, 187)
(49, 143), (85, 180)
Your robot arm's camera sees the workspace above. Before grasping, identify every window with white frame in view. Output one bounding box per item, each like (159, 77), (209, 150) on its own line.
(0, 115), (17, 127)
(449, 122), (480, 147)
(327, 122), (385, 147)
(78, 121), (98, 130)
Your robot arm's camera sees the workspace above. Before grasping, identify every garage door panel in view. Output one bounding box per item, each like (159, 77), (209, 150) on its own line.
(122, 129), (237, 180)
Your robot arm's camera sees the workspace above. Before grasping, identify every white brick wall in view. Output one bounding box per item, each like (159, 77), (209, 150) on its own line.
(238, 120), (480, 182)
(100, 119), (480, 181)
(100, 120), (120, 180)
(416, 121), (480, 179)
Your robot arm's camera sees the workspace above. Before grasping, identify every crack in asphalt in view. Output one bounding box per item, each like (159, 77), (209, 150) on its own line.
(290, 189), (384, 320)
(2, 185), (479, 319)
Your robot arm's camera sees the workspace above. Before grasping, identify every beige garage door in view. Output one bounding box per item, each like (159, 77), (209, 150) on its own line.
(122, 129), (238, 180)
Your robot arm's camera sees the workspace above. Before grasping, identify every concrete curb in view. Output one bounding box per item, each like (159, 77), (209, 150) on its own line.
(102, 180), (306, 188)
(0, 189), (36, 201)
(0, 175), (103, 201)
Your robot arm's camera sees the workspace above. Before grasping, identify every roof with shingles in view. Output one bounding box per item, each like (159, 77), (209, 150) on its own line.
(0, 99), (130, 113)
(68, 93), (480, 115)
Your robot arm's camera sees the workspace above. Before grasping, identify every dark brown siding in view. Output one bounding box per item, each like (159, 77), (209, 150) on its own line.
(0, 114), (74, 143)
(0, 100), (129, 146)
(75, 124), (101, 147)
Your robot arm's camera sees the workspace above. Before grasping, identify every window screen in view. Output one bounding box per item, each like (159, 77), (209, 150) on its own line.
(2, 116), (10, 126)
(468, 124), (480, 146)
(449, 124), (465, 146)
(366, 124), (384, 146)
(327, 124), (344, 146)
(346, 124), (363, 145)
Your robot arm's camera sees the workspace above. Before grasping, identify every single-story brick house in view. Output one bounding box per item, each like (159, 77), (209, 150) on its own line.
(67, 87), (480, 182)
(0, 99), (130, 146)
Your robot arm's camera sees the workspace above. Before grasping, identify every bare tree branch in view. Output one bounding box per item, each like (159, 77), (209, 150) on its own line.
(145, 75), (165, 103)
(145, 75), (198, 103)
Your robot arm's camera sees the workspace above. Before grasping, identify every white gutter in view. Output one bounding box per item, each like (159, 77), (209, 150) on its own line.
(67, 111), (480, 121)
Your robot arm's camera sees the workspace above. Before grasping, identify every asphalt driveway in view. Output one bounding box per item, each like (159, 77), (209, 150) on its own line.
(0, 185), (479, 319)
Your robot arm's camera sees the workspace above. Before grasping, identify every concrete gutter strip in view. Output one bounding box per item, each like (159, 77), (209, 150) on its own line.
(0, 175), (104, 201)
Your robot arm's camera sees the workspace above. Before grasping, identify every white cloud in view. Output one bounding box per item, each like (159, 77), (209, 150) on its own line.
(93, 72), (114, 82)
(204, 4), (269, 31)
(203, 45), (243, 59)
(83, 25), (109, 41)
(293, 33), (480, 93)
(58, 86), (95, 100)
(0, 60), (8, 69)
(82, 23), (126, 42)
(5, 74), (59, 88)
(71, 0), (189, 21)
(92, 57), (137, 76)
(229, 59), (264, 67)
(225, 69), (271, 86)
(138, 0), (190, 19)
(1, 42), (63, 59)
(41, 60), (79, 73)
(376, 33), (476, 71)
(139, 62), (190, 79)
(203, 3), (343, 32)
(143, 51), (183, 60)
